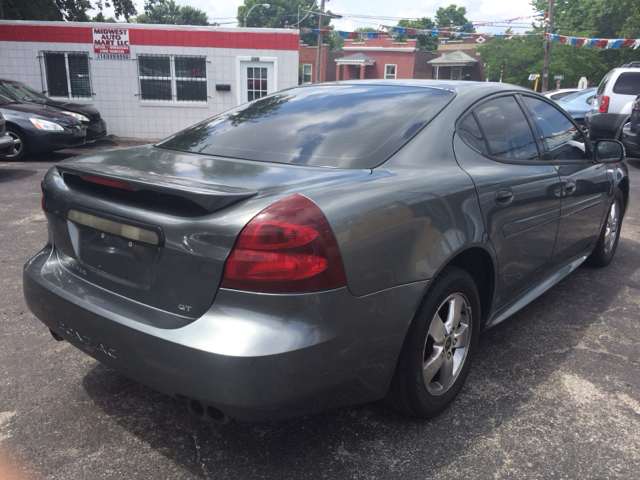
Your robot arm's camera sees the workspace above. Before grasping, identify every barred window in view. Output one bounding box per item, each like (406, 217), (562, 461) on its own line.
(138, 55), (207, 102)
(43, 52), (92, 99)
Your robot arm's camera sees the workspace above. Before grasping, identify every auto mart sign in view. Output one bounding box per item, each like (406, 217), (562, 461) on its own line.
(93, 28), (130, 60)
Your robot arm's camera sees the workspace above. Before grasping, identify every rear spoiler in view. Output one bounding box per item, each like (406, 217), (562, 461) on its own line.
(56, 164), (257, 212)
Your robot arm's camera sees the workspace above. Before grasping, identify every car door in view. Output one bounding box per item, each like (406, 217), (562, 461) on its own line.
(521, 95), (609, 265)
(453, 94), (561, 310)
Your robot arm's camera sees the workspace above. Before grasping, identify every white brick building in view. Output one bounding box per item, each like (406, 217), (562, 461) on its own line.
(0, 21), (299, 139)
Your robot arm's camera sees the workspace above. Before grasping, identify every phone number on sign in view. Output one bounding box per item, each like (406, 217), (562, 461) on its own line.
(96, 53), (130, 60)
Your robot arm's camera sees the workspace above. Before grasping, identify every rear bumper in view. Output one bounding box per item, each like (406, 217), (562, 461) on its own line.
(24, 245), (427, 421)
(85, 120), (107, 140)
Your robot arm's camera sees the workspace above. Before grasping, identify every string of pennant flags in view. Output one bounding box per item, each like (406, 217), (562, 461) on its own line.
(301, 27), (640, 50)
(300, 10), (640, 50)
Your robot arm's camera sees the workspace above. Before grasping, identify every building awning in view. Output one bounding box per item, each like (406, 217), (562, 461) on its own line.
(335, 53), (375, 66)
(428, 50), (478, 67)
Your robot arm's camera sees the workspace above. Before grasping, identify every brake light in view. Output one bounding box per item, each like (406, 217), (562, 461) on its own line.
(599, 95), (610, 113)
(81, 174), (133, 190)
(221, 194), (347, 292)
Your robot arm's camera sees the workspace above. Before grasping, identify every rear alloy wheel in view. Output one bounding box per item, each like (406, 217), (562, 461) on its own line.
(587, 189), (624, 267)
(4, 127), (27, 161)
(387, 266), (480, 418)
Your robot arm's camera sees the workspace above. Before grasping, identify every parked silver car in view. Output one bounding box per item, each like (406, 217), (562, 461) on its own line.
(24, 81), (628, 422)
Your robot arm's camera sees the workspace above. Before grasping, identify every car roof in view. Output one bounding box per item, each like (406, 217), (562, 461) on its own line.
(313, 79), (532, 94)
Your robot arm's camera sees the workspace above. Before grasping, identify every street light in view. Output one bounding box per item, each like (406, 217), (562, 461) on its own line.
(244, 3), (270, 28)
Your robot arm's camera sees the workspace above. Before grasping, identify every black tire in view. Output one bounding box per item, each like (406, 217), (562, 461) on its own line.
(615, 118), (629, 141)
(387, 266), (481, 418)
(4, 126), (27, 161)
(587, 189), (624, 267)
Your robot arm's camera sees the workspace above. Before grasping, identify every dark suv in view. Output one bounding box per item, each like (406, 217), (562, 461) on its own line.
(0, 79), (107, 140)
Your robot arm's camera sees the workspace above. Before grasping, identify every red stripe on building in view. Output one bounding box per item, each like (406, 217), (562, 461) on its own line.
(0, 25), (299, 50)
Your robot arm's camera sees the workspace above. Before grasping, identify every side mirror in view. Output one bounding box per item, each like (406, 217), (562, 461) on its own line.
(594, 139), (625, 163)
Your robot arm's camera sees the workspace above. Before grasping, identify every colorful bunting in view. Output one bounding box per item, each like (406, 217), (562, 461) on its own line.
(300, 26), (640, 50)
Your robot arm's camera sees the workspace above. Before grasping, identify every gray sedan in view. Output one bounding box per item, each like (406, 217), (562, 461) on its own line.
(24, 81), (628, 422)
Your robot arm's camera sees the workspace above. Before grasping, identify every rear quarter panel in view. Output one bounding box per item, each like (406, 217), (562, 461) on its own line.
(305, 107), (493, 297)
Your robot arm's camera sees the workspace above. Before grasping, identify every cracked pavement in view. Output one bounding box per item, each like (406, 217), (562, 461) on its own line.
(0, 149), (639, 479)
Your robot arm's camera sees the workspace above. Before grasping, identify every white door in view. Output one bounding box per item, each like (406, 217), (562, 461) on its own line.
(240, 61), (274, 103)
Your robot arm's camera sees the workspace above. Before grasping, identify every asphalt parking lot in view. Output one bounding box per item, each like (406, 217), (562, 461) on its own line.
(1, 146), (639, 479)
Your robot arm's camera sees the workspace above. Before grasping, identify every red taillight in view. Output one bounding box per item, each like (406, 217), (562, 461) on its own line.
(81, 174), (133, 190)
(599, 95), (610, 113)
(221, 194), (347, 293)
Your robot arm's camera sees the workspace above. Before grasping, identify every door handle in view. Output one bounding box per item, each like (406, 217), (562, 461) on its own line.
(495, 188), (514, 206)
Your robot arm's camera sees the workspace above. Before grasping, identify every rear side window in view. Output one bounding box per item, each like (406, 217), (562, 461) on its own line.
(458, 114), (486, 154)
(597, 71), (611, 95)
(612, 72), (640, 95)
(473, 96), (539, 160)
(158, 85), (454, 169)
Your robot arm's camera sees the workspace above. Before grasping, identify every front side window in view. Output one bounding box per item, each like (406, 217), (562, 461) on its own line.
(43, 52), (91, 99)
(385, 65), (397, 79)
(138, 55), (207, 102)
(522, 96), (588, 161)
(302, 64), (312, 84)
(473, 96), (539, 160)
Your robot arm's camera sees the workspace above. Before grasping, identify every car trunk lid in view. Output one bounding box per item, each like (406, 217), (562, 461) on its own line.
(42, 145), (369, 326)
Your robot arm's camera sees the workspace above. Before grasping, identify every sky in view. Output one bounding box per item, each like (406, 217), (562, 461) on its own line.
(100, 0), (541, 34)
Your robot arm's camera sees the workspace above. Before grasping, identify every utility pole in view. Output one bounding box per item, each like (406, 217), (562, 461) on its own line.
(542, 0), (554, 92)
(315, 0), (326, 84)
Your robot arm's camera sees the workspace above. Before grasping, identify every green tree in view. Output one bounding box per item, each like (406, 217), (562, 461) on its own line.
(529, 0), (640, 81)
(237, 0), (333, 46)
(435, 4), (471, 30)
(3, 0), (137, 21)
(135, 0), (211, 25)
(91, 11), (116, 22)
(477, 36), (602, 88)
(3, 0), (65, 20)
(397, 17), (437, 51)
(397, 5), (472, 52)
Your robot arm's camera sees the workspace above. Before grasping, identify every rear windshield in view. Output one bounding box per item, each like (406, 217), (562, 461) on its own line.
(158, 85), (454, 169)
(613, 72), (640, 96)
(550, 91), (576, 100)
